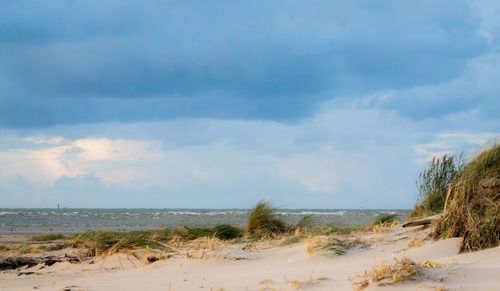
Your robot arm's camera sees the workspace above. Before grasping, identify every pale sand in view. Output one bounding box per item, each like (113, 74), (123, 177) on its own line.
(1, 226), (499, 291)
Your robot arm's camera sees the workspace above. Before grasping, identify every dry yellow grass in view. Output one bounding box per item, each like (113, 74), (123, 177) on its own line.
(407, 237), (424, 249)
(370, 221), (399, 234)
(420, 260), (440, 269)
(350, 257), (442, 290)
(0, 244), (43, 256)
(289, 280), (302, 289)
(307, 271), (328, 283)
(432, 143), (500, 252)
(306, 236), (347, 256)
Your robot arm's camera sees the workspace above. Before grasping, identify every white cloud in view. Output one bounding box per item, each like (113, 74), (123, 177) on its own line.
(0, 102), (497, 208)
(0, 137), (165, 184)
(414, 131), (499, 164)
(22, 136), (66, 145)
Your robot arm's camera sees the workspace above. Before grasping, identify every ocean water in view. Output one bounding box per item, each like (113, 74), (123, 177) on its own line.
(0, 209), (410, 233)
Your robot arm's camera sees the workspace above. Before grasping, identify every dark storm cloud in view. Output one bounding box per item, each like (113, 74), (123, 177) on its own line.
(0, 0), (488, 127)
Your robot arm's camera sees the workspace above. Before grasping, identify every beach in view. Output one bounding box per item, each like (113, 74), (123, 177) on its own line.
(2, 1), (499, 289)
(1, 222), (499, 290)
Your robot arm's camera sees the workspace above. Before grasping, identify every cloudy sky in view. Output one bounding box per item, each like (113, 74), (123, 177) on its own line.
(0, 0), (499, 209)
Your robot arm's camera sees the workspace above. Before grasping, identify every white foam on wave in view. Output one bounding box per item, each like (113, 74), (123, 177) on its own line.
(167, 211), (247, 216)
(276, 211), (346, 216)
(0, 211), (17, 216)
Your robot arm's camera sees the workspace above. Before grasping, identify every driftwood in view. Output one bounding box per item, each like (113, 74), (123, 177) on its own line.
(0, 255), (80, 270)
(402, 219), (434, 228)
(0, 257), (43, 269)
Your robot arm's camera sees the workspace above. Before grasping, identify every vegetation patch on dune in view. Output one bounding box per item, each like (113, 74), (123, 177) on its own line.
(411, 154), (464, 218)
(245, 201), (287, 237)
(350, 257), (440, 290)
(70, 230), (170, 256)
(373, 213), (400, 225)
(432, 142), (500, 252)
(70, 225), (244, 257)
(307, 236), (348, 256)
(2, 202), (392, 260)
(29, 233), (67, 242)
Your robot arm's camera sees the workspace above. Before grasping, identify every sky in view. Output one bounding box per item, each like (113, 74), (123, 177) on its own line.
(0, 0), (499, 209)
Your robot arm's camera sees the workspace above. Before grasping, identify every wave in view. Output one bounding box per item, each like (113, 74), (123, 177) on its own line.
(276, 211), (346, 216)
(0, 211), (17, 216)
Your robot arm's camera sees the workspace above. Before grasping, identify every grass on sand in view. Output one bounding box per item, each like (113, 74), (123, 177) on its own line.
(411, 153), (464, 218)
(432, 142), (500, 252)
(245, 200), (287, 237)
(350, 257), (441, 290)
(29, 233), (67, 242)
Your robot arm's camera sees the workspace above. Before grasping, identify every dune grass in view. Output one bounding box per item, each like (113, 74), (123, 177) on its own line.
(306, 225), (366, 236)
(212, 224), (243, 240)
(350, 257), (441, 290)
(0, 244), (43, 255)
(69, 224), (244, 256)
(5, 203), (392, 258)
(245, 201), (287, 236)
(3, 204), (371, 258)
(307, 236), (348, 255)
(29, 233), (67, 242)
(432, 142), (500, 252)
(411, 153), (464, 217)
(70, 230), (169, 256)
(184, 224), (243, 240)
(373, 214), (399, 225)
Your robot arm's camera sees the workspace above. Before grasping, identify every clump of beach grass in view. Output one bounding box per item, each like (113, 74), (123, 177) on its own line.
(29, 233), (67, 242)
(294, 214), (314, 232)
(0, 242), (69, 256)
(307, 236), (348, 256)
(373, 213), (399, 225)
(0, 244), (44, 256)
(350, 257), (440, 290)
(69, 230), (170, 256)
(432, 142), (500, 252)
(306, 225), (366, 236)
(407, 237), (424, 249)
(212, 224), (243, 240)
(411, 153), (465, 218)
(245, 201), (287, 237)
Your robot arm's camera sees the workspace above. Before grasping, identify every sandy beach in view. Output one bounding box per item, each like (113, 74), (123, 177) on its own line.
(2, 1), (500, 290)
(1, 223), (499, 291)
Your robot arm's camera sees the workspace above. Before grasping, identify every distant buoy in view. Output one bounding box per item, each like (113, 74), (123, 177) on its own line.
(57, 203), (60, 211)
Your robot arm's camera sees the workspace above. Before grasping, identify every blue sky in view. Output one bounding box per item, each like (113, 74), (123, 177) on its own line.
(0, 0), (499, 208)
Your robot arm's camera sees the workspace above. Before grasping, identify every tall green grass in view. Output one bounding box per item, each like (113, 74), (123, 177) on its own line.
(245, 201), (287, 236)
(411, 153), (464, 217)
(432, 142), (500, 252)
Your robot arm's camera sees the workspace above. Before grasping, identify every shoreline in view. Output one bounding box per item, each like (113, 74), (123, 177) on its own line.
(0, 209), (410, 235)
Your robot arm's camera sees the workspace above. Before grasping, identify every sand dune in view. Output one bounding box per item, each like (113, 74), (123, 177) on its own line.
(1, 225), (499, 290)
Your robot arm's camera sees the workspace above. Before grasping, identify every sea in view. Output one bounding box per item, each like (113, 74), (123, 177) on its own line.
(0, 209), (410, 233)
